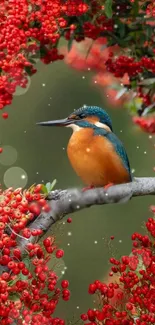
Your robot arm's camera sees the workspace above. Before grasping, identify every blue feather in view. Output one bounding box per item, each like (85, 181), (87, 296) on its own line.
(94, 127), (132, 180)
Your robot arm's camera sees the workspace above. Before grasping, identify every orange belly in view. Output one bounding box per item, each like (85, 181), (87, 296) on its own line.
(67, 128), (130, 187)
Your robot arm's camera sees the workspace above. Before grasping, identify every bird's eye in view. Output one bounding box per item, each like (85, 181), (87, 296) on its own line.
(79, 113), (86, 118)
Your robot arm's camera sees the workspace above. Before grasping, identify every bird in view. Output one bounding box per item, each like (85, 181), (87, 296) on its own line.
(36, 105), (132, 187)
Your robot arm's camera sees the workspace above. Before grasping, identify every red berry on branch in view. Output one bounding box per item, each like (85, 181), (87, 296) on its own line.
(56, 249), (64, 258)
(67, 217), (72, 223)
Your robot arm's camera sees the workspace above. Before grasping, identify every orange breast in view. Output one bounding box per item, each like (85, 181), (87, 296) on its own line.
(67, 128), (130, 187)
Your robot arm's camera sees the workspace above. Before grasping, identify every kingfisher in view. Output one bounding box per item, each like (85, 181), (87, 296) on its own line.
(37, 106), (132, 187)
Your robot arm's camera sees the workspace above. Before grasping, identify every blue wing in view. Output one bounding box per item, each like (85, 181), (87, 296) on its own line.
(94, 127), (132, 180)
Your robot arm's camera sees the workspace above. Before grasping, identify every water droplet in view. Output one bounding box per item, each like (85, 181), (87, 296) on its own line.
(67, 232), (72, 236)
(149, 135), (152, 139)
(137, 146), (139, 149)
(76, 205), (80, 209)
(88, 68), (91, 71)
(94, 240), (98, 244)
(82, 76), (85, 79)
(62, 147), (65, 150)
(48, 103), (51, 106)
(86, 148), (90, 152)
(120, 130), (122, 133)
(76, 306), (79, 309)
(131, 169), (135, 174)
(119, 240), (122, 243)
(94, 80), (97, 83)
(36, 172), (39, 175)
(67, 243), (70, 246)
(42, 83), (46, 87)
(144, 151), (147, 154)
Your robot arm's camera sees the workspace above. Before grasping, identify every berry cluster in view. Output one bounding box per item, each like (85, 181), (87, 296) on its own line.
(80, 217), (155, 325)
(0, 0), (88, 113)
(0, 184), (69, 325)
(133, 116), (155, 134)
(0, 0), (155, 124)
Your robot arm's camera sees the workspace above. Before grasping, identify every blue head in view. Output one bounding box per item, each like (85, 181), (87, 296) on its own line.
(36, 105), (113, 131)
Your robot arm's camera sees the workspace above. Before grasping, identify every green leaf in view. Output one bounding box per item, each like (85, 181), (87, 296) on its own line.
(41, 184), (48, 194)
(39, 45), (47, 58)
(46, 182), (52, 193)
(146, 25), (152, 41)
(50, 179), (57, 190)
(132, 0), (139, 16)
(125, 98), (143, 115)
(9, 294), (19, 301)
(117, 23), (126, 39)
(67, 32), (75, 52)
(24, 66), (33, 76)
(139, 78), (155, 86)
(123, 34), (133, 42)
(131, 80), (137, 88)
(104, 0), (113, 18)
(28, 58), (37, 64)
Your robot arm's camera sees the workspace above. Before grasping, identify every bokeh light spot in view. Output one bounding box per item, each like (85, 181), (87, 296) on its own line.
(48, 255), (66, 280)
(0, 145), (18, 166)
(14, 76), (31, 96)
(4, 167), (28, 188)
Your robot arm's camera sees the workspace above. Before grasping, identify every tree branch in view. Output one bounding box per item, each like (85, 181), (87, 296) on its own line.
(1, 177), (155, 274)
(18, 177), (155, 250)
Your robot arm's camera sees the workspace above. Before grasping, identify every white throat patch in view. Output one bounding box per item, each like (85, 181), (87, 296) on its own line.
(66, 122), (111, 133)
(95, 122), (111, 131)
(66, 124), (81, 132)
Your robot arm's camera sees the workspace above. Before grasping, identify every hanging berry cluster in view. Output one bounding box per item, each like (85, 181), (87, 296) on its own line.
(0, 0), (88, 112)
(0, 0), (155, 129)
(0, 185), (69, 325)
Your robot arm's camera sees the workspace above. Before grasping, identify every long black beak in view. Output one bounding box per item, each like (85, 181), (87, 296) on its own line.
(36, 118), (76, 127)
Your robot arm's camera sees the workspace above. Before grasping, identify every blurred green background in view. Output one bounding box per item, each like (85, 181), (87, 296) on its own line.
(0, 59), (154, 319)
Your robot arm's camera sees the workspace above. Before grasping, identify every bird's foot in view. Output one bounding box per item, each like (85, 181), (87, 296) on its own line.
(82, 185), (95, 192)
(104, 183), (114, 190)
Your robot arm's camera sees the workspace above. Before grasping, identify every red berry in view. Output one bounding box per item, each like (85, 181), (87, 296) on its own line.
(81, 314), (88, 321)
(56, 249), (64, 258)
(88, 283), (97, 294)
(2, 112), (8, 119)
(61, 280), (69, 288)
